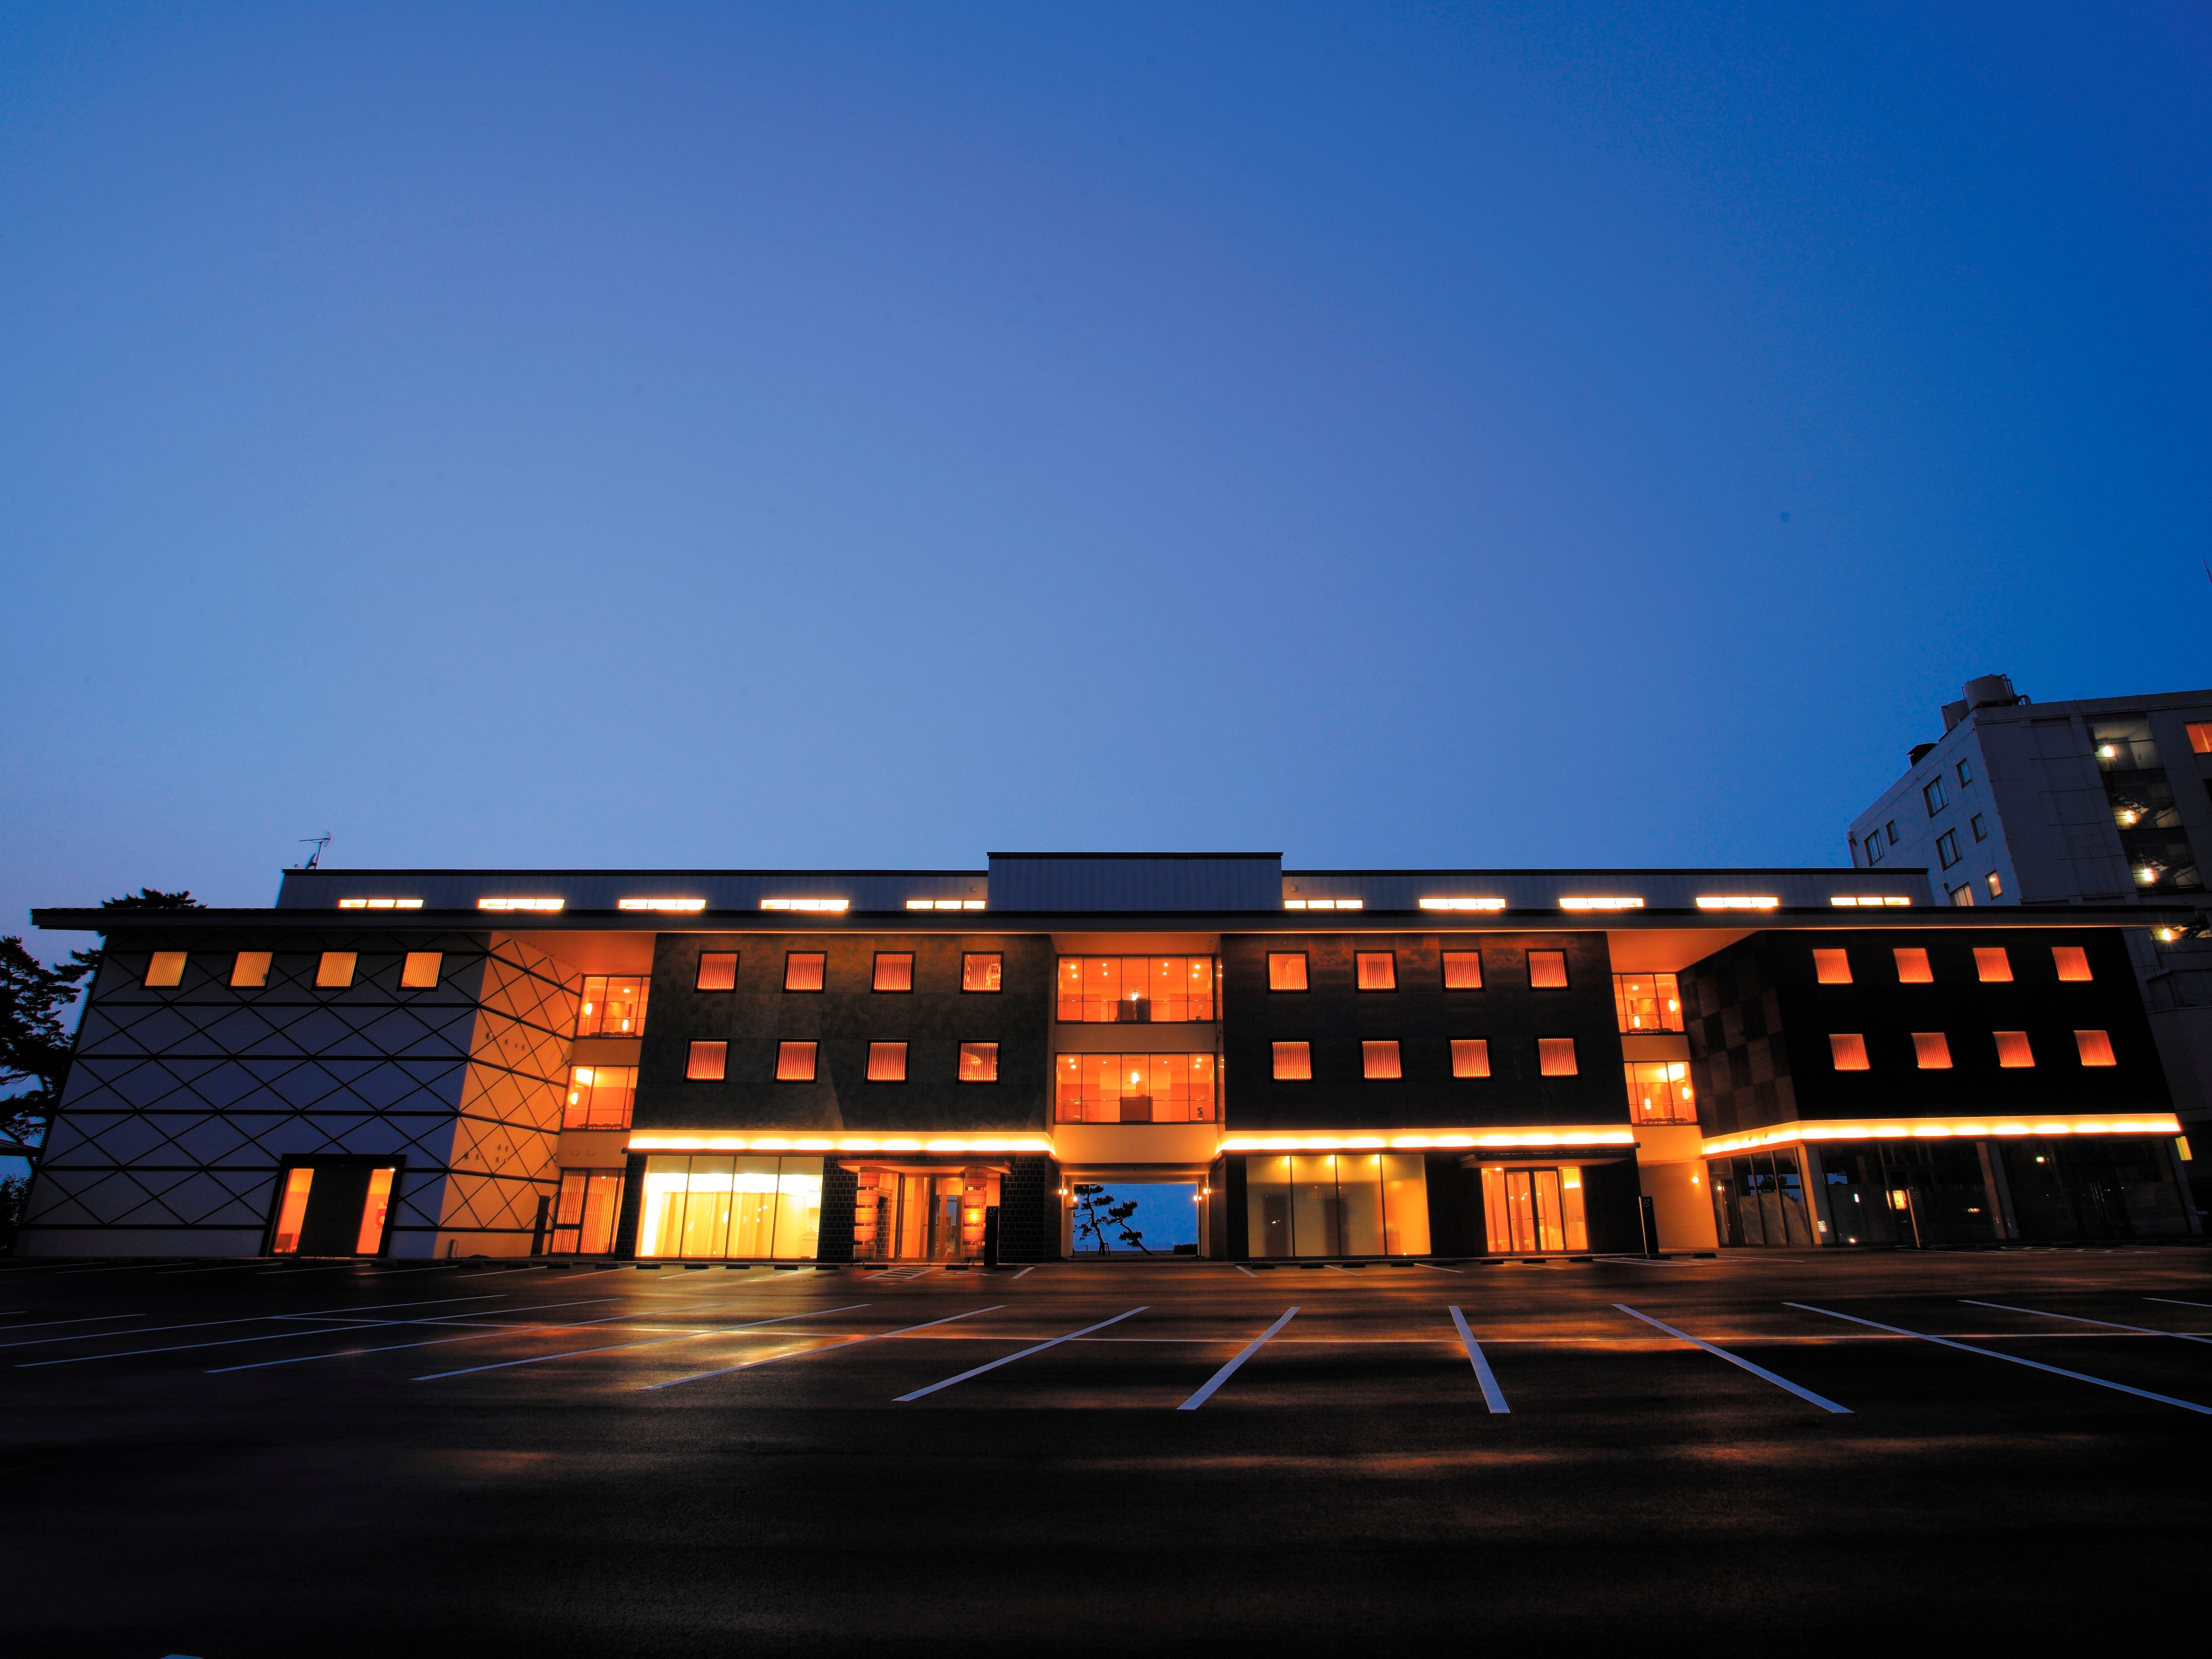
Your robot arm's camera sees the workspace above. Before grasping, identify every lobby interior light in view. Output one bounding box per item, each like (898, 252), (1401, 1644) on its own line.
(1559, 896), (1643, 911)
(1419, 897), (1508, 912)
(618, 898), (707, 912)
(338, 898), (424, 909)
(1696, 896), (1779, 911)
(761, 898), (850, 912)
(477, 897), (565, 912)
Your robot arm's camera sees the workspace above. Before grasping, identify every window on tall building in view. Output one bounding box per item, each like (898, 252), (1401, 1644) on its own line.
(1268, 954), (1309, 992)
(1973, 947), (2012, 982)
(1537, 1037), (1579, 1076)
(1924, 778), (1947, 814)
(549, 1170), (625, 1256)
(776, 1041), (817, 1081)
(1057, 957), (1217, 1021)
(958, 1042), (998, 1083)
(400, 951), (441, 989)
(1985, 871), (2003, 899)
(785, 954), (826, 992)
(1356, 952), (1397, 991)
(873, 953), (914, 992)
(564, 1065), (637, 1129)
(866, 1042), (908, 1082)
(1894, 948), (1934, 982)
(1911, 1032), (1952, 1070)
(231, 951), (271, 988)
(1055, 1053), (1216, 1122)
(1957, 757), (1974, 785)
(1451, 1039), (1490, 1078)
(1623, 1060), (1695, 1123)
(1994, 1031), (2035, 1068)
(1362, 1040), (1402, 1079)
(1867, 834), (1885, 864)
(1948, 883), (1975, 907)
(2189, 721), (2212, 755)
(696, 952), (738, 991)
(1812, 949), (1852, 985)
(578, 976), (649, 1035)
(1886, 821), (1899, 844)
(1272, 1041), (1312, 1080)
(2052, 946), (2093, 982)
(1442, 951), (1484, 989)
(1970, 813), (1988, 842)
(144, 951), (188, 988)
(2074, 1029), (2117, 1067)
(1936, 829), (1962, 868)
(686, 1041), (727, 1081)
(962, 953), (1002, 992)
(1611, 973), (1681, 1031)
(1829, 1033), (1870, 1070)
(315, 952), (356, 989)
(1528, 951), (1568, 990)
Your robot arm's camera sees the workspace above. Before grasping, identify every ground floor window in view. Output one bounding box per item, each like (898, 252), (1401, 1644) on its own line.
(1479, 1166), (1589, 1253)
(266, 1158), (399, 1257)
(637, 1154), (823, 1259)
(549, 1169), (625, 1255)
(1999, 1137), (2187, 1240)
(851, 1167), (1001, 1260)
(1708, 1149), (1818, 1246)
(1245, 1153), (1430, 1257)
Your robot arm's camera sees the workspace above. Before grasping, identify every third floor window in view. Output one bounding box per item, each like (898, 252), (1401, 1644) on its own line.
(1058, 956), (1218, 1022)
(1612, 973), (1681, 1033)
(579, 975), (649, 1037)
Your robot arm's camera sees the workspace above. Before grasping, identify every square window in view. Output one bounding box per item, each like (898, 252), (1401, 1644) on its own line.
(696, 952), (738, 991)
(564, 1064), (637, 1129)
(867, 1041), (908, 1082)
(1973, 947), (2012, 982)
(400, 951), (441, 989)
(1355, 952), (1397, 991)
(1528, 951), (1568, 989)
(2188, 721), (2212, 755)
(1957, 757), (1974, 785)
(1936, 829), (1961, 868)
(1894, 948), (1933, 983)
(1985, 871), (2003, 900)
(1268, 953), (1309, 992)
(775, 1041), (817, 1082)
(578, 975), (650, 1036)
(1362, 1039), (1402, 1079)
(962, 953), (1002, 992)
(2074, 1029), (2117, 1067)
(144, 951), (187, 988)
(785, 953), (826, 992)
(2052, 946), (2093, 982)
(1812, 948), (1852, 985)
(1912, 1032), (1952, 1069)
(1949, 883), (1975, 908)
(686, 1041), (727, 1081)
(1450, 1038), (1490, 1078)
(1970, 813), (1988, 842)
(1442, 951), (1483, 990)
(958, 1042), (998, 1082)
(230, 951), (271, 988)
(1924, 778), (1947, 815)
(873, 953), (914, 992)
(316, 951), (357, 989)
(1536, 1037), (1578, 1076)
(1829, 1033), (1870, 1070)
(1272, 1041), (1312, 1080)
(1994, 1031), (2035, 1069)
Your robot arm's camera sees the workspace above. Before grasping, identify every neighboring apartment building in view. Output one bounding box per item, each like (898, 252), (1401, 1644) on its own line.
(18, 852), (2197, 1262)
(1848, 677), (2212, 1205)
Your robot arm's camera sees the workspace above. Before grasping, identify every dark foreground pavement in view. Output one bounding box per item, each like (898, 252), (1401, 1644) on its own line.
(2, 1247), (2209, 1656)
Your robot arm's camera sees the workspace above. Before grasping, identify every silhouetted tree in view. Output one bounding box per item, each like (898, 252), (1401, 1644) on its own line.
(1071, 1182), (1150, 1253)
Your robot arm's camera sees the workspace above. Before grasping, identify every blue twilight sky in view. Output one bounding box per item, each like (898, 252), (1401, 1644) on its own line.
(4, 3), (2210, 955)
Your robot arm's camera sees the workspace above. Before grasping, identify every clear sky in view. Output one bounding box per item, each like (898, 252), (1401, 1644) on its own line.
(5, 3), (2209, 956)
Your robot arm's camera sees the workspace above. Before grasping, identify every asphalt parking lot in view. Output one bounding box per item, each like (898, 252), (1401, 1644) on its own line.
(4, 1247), (2210, 1656)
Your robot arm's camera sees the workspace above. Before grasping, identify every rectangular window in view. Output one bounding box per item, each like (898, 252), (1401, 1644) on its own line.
(1866, 835), (1885, 864)
(270, 1167), (314, 1254)
(1970, 813), (1988, 842)
(686, 1041), (727, 1081)
(2074, 1029), (2117, 1067)
(775, 1041), (817, 1082)
(1887, 821), (1899, 844)
(1528, 951), (1568, 990)
(958, 1042), (999, 1082)
(1537, 1037), (1578, 1076)
(1623, 1060), (1695, 1123)
(142, 951), (189, 987)
(1355, 952), (1397, 991)
(636, 1153), (822, 1261)
(696, 952), (738, 991)
(784, 953), (826, 992)
(1055, 1053), (1217, 1122)
(1957, 757), (1974, 785)
(1055, 956), (1218, 1021)
(359, 1167), (395, 1254)
(1442, 951), (1483, 990)
(2052, 946), (2093, 982)
(1267, 953), (1309, 992)
(2189, 721), (2212, 755)
(1911, 1032), (1952, 1070)
(1829, 1033), (1870, 1070)
(400, 951), (442, 989)
(1936, 829), (1961, 868)
(866, 1041), (908, 1082)
(1994, 1031), (2035, 1068)
(872, 953), (914, 992)
(578, 975), (649, 1035)
(1924, 777), (1947, 814)
(549, 1170), (625, 1256)
(1272, 1041), (1312, 1080)
(962, 953), (1002, 992)
(1985, 871), (2003, 900)
(1611, 973), (1681, 1031)
(1894, 948), (1933, 983)
(315, 951), (356, 989)
(1362, 1040), (1402, 1079)
(1812, 949), (1852, 985)
(231, 951), (272, 988)
(1244, 1151), (1431, 1258)
(563, 1064), (638, 1129)
(1973, 947), (2012, 982)
(1949, 883), (1975, 907)
(1451, 1038), (1491, 1078)
(1479, 1166), (1588, 1254)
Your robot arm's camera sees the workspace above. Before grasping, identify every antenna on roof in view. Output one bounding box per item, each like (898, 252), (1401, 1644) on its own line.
(299, 834), (332, 870)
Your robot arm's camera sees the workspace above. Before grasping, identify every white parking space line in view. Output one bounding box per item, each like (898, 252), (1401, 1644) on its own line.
(1616, 1304), (1851, 1414)
(21, 1320), (410, 1366)
(208, 1299), (663, 1373)
(54, 1261), (178, 1275)
(899, 1307), (1149, 1402)
(1595, 1256), (1705, 1268)
(4, 1293), (510, 1355)
(2147, 1297), (2212, 1311)
(1446, 1306), (1511, 1412)
(1233, 1266), (1260, 1278)
(1012, 1267), (1038, 1279)
(1962, 1299), (2212, 1346)
(414, 1303), (871, 1381)
(1177, 1307), (1299, 1411)
(647, 1305), (1007, 1390)
(1787, 1302), (2212, 1415)
(1415, 1263), (1464, 1275)
(0, 1313), (148, 1335)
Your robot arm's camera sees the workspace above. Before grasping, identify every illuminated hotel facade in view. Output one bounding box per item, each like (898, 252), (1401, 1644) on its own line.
(20, 853), (2200, 1261)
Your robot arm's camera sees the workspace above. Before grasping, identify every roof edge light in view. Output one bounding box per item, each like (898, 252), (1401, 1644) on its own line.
(905, 899), (988, 910)
(1284, 898), (1363, 910)
(1559, 896), (1644, 912)
(338, 898), (425, 910)
(1695, 896), (1780, 911)
(478, 897), (565, 912)
(761, 898), (850, 912)
(617, 898), (707, 912)
(1418, 897), (1509, 912)
(1829, 895), (1914, 908)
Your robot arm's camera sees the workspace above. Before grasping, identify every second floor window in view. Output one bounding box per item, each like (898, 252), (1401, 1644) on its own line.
(1058, 956), (1217, 1021)
(1355, 953), (1396, 991)
(1055, 1053), (1216, 1122)
(579, 975), (649, 1036)
(785, 954), (826, 992)
(963, 953), (1002, 992)
(1528, 951), (1568, 990)
(873, 954), (914, 992)
(564, 1064), (637, 1129)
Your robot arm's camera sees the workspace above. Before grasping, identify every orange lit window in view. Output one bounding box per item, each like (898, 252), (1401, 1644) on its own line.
(696, 952), (738, 991)
(564, 1064), (637, 1129)
(1267, 953), (1309, 992)
(1356, 952), (1397, 991)
(231, 951), (272, 988)
(1054, 1053), (1216, 1122)
(1622, 1060), (1695, 1122)
(550, 1170), (625, 1256)
(686, 1041), (727, 1081)
(578, 975), (649, 1035)
(963, 953), (1002, 992)
(2052, 946), (2093, 982)
(1537, 1037), (1578, 1076)
(1272, 1041), (1312, 1080)
(958, 1042), (999, 1082)
(2188, 721), (2212, 755)
(2074, 1029), (2117, 1067)
(316, 951), (356, 989)
(1893, 948), (1933, 984)
(785, 954), (826, 992)
(873, 953), (914, 992)
(1451, 1038), (1491, 1078)
(867, 1041), (907, 1082)
(1911, 1032), (1952, 1069)
(1528, 951), (1568, 990)
(356, 1167), (394, 1254)
(775, 1041), (817, 1082)
(1611, 973), (1681, 1031)
(1974, 947), (2012, 982)
(400, 951), (441, 989)
(1442, 951), (1483, 990)
(1363, 1039), (1402, 1078)
(1994, 1031), (2035, 1068)
(142, 950), (188, 987)
(1812, 949), (1852, 985)
(1829, 1033), (1870, 1070)
(270, 1166), (314, 1253)
(1056, 956), (1218, 1021)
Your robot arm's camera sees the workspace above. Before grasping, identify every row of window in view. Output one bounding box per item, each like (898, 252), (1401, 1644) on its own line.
(142, 950), (441, 990)
(1266, 950), (1566, 992)
(1812, 944), (2092, 986)
(1827, 1029), (2117, 1071)
(683, 1039), (999, 1084)
(1269, 1037), (1580, 1079)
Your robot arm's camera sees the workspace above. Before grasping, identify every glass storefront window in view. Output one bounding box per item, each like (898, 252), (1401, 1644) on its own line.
(549, 1169), (624, 1255)
(1055, 1053), (1216, 1122)
(563, 1065), (637, 1129)
(1612, 973), (1682, 1032)
(637, 1154), (822, 1259)
(1244, 1153), (1429, 1257)
(578, 975), (649, 1037)
(851, 1168), (1000, 1261)
(1479, 1166), (1588, 1253)
(1057, 957), (1219, 1022)
(1622, 1060), (1695, 1123)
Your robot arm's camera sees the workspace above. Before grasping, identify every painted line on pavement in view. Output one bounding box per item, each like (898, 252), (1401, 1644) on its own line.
(899, 1307), (1149, 1402)
(1177, 1308), (1299, 1411)
(2147, 1297), (2212, 1311)
(7, 1293), (510, 1357)
(1415, 1263), (1465, 1274)
(1234, 1266), (1260, 1278)
(647, 1305), (1005, 1390)
(414, 1303), (870, 1381)
(1446, 1306), (1511, 1413)
(0, 1313), (148, 1336)
(1617, 1304), (1851, 1414)
(1011, 1266), (1038, 1279)
(209, 1299), (667, 1373)
(1962, 1299), (2212, 1346)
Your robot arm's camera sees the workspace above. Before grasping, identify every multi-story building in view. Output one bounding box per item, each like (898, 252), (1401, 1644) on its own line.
(1848, 677), (2212, 1204)
(19, 852), (2197, 1260)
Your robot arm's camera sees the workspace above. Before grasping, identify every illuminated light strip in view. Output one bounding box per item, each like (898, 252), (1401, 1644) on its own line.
(618, 898), (707, 912)
(1419, 897), (1508, 912)
(1700, 1114), (2181, 1157)
(1829, 895), (1914, 908)
(477, 897), (565, 912)
(761, 898), (849, 912)
(1283, 898), (1364, 910)
(626, 1133), (1052, 1155)
(1219, 1127), (1636, 1153)
(904, 899), (987, 910)
(1559, 896), (1643, 912)
(338, 898), (425, 910)
(1695, 896), (1779, 911)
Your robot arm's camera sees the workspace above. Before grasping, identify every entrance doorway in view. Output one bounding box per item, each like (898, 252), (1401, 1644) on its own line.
(266, 1157), (401, 1257)
(1479, 1166), (1589, 1254)
(850, 1168), (1002, 1261)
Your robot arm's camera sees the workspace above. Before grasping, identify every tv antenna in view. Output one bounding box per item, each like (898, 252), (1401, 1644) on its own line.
(299, 834), (332, 869)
